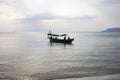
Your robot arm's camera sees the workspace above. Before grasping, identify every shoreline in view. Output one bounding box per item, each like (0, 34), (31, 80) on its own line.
(55, 74), (120, 80)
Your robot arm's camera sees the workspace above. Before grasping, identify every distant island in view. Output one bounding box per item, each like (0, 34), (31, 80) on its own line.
(102, 28), (120, 32)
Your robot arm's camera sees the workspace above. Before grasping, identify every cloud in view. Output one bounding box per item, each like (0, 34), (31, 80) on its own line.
(21, 14), (95, 23)
(0, 0), (120, 32)
(101, 0), (120, 5)
(94, 0), (120, 28)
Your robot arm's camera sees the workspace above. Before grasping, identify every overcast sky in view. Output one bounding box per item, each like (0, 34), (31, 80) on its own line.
(0, 0), (120, 32)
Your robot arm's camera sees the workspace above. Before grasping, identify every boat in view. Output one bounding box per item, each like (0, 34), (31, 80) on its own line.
(47, 32), (74, 44)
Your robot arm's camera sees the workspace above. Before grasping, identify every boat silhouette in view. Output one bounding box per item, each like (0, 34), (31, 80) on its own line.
(47, 32), (74, 44)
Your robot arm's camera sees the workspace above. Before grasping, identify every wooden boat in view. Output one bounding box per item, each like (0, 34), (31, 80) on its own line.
(47, 32), (74, 44)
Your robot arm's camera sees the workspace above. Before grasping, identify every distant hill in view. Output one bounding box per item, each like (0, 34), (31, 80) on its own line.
(102, 28), (120, 32)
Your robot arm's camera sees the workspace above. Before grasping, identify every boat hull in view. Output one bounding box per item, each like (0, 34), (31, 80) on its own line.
(49, 38), (74, 44)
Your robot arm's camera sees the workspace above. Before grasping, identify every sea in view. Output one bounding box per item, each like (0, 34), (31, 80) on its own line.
(0, 32), (120, 80)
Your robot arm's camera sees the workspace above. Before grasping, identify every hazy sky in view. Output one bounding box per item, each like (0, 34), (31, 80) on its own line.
(0, 0), (120, 32)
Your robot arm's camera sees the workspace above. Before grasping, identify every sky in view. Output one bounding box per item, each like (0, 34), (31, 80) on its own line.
(0, 0), (120, 32)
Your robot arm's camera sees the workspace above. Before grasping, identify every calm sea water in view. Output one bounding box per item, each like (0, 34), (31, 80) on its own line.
(0, 32), (120, 80)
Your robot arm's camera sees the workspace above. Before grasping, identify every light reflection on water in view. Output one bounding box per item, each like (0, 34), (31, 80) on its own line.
(0, 32), (120, 80)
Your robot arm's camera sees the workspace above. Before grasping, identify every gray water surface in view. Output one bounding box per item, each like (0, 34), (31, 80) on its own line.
(0, 32), (120, 80)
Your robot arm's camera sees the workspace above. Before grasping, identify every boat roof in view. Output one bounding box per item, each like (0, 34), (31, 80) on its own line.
(48, 33), (67, 36)
(60, 34), (67, 36)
